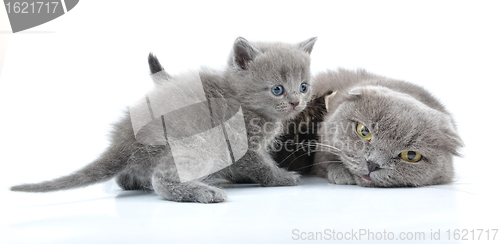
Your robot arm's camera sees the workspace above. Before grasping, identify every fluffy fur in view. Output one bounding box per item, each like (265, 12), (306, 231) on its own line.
(11, 37), (318, 202)
(311, 69), (463, 187)
(274, 93), (329, 174)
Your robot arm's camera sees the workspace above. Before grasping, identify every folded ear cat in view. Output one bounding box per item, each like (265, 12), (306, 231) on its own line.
(312, 69), (463, 187)
(11, 37), (318, 203)
(274, 68), (463, 187)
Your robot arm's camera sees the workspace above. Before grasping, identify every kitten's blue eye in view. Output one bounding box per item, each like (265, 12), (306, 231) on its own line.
(300, 83), (307, 93)
(271, 85), (284, 96)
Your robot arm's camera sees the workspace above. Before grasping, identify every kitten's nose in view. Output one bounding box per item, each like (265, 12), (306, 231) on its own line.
(290, 101), (300, 109)
(367, 160), (381, 173)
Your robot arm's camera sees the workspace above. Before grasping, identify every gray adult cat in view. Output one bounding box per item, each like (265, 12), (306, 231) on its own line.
(11, 37), (317, 203)
(311, 69), (463, 187)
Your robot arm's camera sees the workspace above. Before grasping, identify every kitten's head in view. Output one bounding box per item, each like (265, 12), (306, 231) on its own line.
(225, 37), (317, 121)
(320, 85), (463, 187)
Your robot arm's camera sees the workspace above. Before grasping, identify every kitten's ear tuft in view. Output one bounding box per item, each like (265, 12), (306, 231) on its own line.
(298, 37), (318, 54)
(233, 37), (259, 70)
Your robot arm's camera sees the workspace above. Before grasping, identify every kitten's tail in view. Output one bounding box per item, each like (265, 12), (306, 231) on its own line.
(148, 53), (171, 84)
(148, 52), (164, 75)
(10, 139), (132, 193)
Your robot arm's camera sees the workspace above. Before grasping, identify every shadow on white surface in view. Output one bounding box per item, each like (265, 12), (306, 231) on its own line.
(2, 176), (497, 244)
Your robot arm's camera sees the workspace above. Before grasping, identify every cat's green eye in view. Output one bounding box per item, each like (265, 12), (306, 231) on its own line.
(400, 151), (422, 163)
(356, 123), (372, 141)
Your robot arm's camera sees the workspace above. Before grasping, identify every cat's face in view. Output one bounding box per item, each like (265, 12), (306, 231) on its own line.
(320, 86), (463, 187)
(227, 37), (317, 121)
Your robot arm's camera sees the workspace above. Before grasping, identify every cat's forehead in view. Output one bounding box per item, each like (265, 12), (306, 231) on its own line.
(335, 86), (448, 143)
(348, 86), (440, 118)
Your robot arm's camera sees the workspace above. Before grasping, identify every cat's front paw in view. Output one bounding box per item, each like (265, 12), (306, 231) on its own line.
(192, 186), (227, 203)
(261, 170), (300, 187)
(327, 165), (356, 185)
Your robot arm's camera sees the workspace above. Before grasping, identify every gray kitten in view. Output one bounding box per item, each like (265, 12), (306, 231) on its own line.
(312, 69), (463, 187)
(11, 37), (317, 203)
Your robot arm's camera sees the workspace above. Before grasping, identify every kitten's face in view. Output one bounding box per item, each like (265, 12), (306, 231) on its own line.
(244, 49), (313, 120)
(320, 86), (462, 187)
(227, 38), (316, 121)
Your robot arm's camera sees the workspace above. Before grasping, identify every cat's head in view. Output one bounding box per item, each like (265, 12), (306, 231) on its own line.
(226, 37), (317, 121)
(319, 85), (463, 187)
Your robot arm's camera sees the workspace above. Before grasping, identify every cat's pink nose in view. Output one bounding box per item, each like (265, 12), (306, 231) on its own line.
(290, 101), (299, 109)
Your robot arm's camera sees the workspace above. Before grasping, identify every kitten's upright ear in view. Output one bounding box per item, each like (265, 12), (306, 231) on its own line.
(233, 37), (260, 70)
(298, 37), (318, 54)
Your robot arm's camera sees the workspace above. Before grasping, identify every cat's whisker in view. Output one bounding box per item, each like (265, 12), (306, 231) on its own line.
(314, 149), (341, 156)
(276, 146), (314, 166)
(291, 160), (343, 171)
(278, 146), (341, 170)
(279, 140), (338, 150)
(280, 141), (313, 147)
(284, 151), (316, 170)
(275, 142), (340, 157)
(314, 143), (341, 152)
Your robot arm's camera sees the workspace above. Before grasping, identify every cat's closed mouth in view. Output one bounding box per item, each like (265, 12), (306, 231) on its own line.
(362, 175), (372, 181)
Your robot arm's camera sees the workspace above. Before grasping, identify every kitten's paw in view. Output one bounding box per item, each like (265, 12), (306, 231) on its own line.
(191, 186), (227, 203)
(153, 180), (227, 203)
(327, 166), (356, 185)
(262, 170), (300, 187)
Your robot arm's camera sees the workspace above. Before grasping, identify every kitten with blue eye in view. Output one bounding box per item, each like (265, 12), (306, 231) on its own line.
(11, 37), (317, 203)
(311, 69), (463, 187)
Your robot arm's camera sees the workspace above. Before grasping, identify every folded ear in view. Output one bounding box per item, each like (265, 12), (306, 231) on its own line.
(348, 87), (363, 95)
(443, 120), (465, 147)
(438, 116), (464, 156)
(298, 37), (318, 54)
(447, 132), (465, 148)
(233, 37), (260, 70)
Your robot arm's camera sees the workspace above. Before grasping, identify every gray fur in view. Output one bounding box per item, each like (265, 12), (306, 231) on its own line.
(11, 37), (317, 203)
(312, 69), (463, 187)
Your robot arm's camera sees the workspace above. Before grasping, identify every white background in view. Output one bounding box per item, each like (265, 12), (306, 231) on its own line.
(1, 1), (499, 243)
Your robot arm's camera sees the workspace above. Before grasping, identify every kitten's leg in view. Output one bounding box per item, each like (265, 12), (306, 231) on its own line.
(231, 150), (300, 187)
(152, 176), (226, 203)
(116, 172), (153, 191)
(325, 162), (356, 185)
(151, 154), (226, 203)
